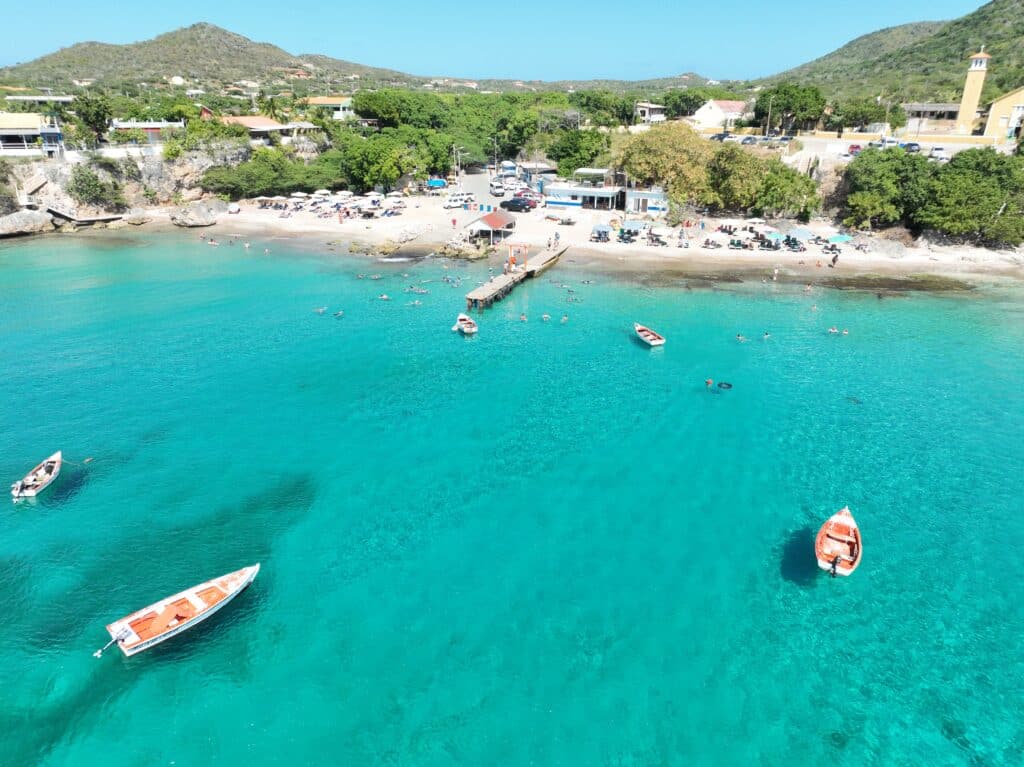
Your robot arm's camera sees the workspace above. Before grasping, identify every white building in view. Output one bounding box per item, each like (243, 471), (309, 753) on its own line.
(634, 102), (667, 124)
(690, 99), (749, 130)
(306, 96), (354, 120)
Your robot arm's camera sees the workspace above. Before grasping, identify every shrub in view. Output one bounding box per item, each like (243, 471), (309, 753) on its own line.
(66, 165), (127, 211)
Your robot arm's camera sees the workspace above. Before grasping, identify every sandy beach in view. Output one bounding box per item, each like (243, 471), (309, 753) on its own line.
(135, 188), (1024, 288)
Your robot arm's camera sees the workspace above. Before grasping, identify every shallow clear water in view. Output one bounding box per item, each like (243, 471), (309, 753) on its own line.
(2, 232), (1023, 765)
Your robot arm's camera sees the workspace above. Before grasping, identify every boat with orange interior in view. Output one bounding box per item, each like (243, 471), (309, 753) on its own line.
(452, 313), (478, 335)
(815, 507), (862, 577)
(11, 451), (62, 499)
(95, 564), (260, 657)
(634, 322), (665, 347)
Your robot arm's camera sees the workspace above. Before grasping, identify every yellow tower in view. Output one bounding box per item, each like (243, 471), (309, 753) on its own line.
(955, 48), (991, 134)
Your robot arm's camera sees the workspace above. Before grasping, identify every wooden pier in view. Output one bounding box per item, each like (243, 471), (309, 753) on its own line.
(465, 246), (566, 311)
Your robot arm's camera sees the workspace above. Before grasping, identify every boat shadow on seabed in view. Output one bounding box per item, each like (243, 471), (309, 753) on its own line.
(779, 527), (819, 586)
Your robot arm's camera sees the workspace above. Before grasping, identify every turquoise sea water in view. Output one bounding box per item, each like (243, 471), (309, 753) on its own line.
(2, 232), (1023, 765)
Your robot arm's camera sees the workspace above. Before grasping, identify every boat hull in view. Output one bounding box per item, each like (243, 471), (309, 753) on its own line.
(815, 508), (862, 576)
(453, 314), (478, 335)
(11, 451), (62, 499)
(634, 323), (665, 347)
(106, 564), (259, 656)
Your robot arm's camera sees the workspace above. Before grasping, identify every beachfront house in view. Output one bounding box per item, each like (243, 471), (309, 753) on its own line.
(111, 119), (185, 142)
(466, 210), (516, 244)
(0, 112), (64, 157)
(634, 102), (667, 124)
(4, 94), (75, 106)
(543, 168), (623, 212)
(624, 186), (669, 218)
(306, 95), (355, 121)
(690, 99), (749, 130)
(221, 115), (292, 145)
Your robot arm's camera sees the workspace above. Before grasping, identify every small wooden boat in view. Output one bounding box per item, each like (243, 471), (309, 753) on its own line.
(11, 451), (62, 499)
(452, 313), (478, 335)
(815, 507), (862, 577)
(95, 564), (260, 657)
(634, 322), (665, 347)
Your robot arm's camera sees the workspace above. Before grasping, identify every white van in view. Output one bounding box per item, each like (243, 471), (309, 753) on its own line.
(442, 192), (476, 209)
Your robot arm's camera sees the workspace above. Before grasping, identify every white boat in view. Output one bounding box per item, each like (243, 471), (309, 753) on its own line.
(634, 323), (665, 347)
(11, 451), (62, 499)
(95, 564), (260, 657)
(452, 313), (478, 335)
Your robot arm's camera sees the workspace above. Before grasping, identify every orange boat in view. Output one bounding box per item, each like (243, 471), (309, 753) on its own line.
(95, 564), (259, 657)
(815, 507), (862, 577)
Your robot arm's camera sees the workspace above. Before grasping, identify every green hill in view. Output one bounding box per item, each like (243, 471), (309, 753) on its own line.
(756, 0), (1024, 102)
(0, 23), (426, 91)
(0, 23), (711, 95)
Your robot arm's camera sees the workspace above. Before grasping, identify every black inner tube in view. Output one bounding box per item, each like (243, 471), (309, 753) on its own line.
(718, 382), (733, 389)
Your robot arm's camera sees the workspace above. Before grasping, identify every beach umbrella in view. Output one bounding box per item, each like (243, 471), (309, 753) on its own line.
(313, 189), (331, 197)
(272, 195), (287, 201)
(789, 228), (813, 240)
(746, 217), (766, 224)
(291, 191), (308, 198)
(829, 234), (853, 243)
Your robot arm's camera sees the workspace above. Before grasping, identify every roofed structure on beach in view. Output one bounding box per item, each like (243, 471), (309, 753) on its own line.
(467, 210), (516, 242)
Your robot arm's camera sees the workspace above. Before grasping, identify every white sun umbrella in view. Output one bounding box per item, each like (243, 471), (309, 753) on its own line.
(272, 195), (288, 201)
(386, 191), (403, 197)
(336, 190), (354, 198)
(291, 191), (308, 198)
(366, 191), (384, 199)
(313, 189), (331, 197)
(746, 217), (766, 224)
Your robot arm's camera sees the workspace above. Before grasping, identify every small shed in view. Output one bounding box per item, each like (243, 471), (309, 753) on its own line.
(466, 210), (517, 243)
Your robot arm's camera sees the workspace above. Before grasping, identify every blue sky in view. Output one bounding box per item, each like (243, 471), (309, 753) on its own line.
(1, 0), (984, 81)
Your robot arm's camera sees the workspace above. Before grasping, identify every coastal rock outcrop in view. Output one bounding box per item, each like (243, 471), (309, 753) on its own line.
(0, 209), (56, 237)
(170, 199), (227, 228)
(123, 209), (152, 226)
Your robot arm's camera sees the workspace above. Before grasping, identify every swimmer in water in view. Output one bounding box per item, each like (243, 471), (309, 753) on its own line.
(379, 294), (390, 301)
(264, 248), (269, 255)
(828, 326), (839, 334)
(804, 283), (812, 292)
(705, 378), (713, 389)
(520, 313), (527, 322)
(811, 304), (818, 311)
(244, 242), (251, 249)
(542, 313), (550, 322)
(333, 310), (344, 318)
(314, 307), (326, 315)
(763, 331), (771, 339)
(736, 334), (748, 342)
(561, 315), (568, 323)
(842, 329), (849, 335)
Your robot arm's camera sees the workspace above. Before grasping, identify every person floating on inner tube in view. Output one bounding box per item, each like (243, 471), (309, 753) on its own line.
(830, 556), (840, 578)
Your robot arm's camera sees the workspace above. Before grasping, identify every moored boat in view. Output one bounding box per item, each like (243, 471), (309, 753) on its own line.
(815, 507), (862, 577)
(634, 322), (665, 347)
(452, 313), (479, 335)
(95, 564), (260, 657)
(11, 451), (62, 499)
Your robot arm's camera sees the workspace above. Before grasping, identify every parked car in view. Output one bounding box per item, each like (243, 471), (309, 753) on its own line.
(708, 133), (729, 142)
(847, 144), (863, 155)
(741, 136), (757, 145)
(778, 136), (794, 144)
(500, 198), (532, 212)
(903, 142), (921, 153)
(723, 134), (745, 143)
(881, 137), (900, 147)
(929, 147), (951, 162)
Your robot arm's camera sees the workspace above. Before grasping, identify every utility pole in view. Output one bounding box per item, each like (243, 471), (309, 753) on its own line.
(765, 95), (774, 137)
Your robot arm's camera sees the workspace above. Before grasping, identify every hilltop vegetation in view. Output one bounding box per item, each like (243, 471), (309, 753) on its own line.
(757, 0), (1024, 102)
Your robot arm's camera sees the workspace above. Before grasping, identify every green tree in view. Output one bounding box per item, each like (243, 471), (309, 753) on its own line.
(913, 148), (1024, 245)
(546, 130), (609, 176)
(841, 147), (933, 228)
(74, 93), (113, 140)
(616, 122), (713, 206)
(66, 164), (126, 210)
(754, 84), (826, 131)
(705, 144), (763, 211)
